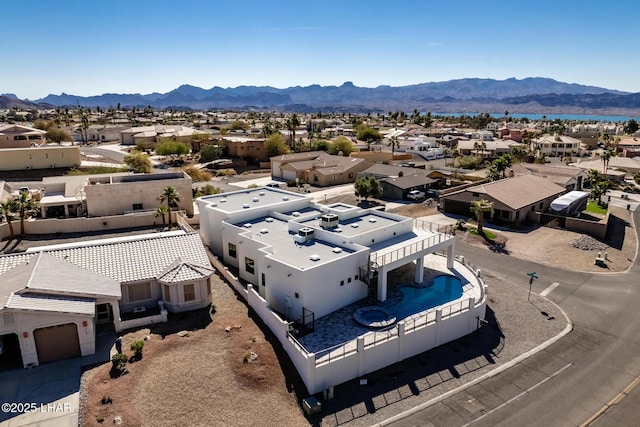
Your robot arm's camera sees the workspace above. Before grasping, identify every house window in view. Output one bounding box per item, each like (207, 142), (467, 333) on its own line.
(539, 202), (543, 209)
(164, 284), (171, 302)
(132, 203), (143, 210)
(515, 211), (520, 219)
(228, 243), (237, 258)
(295, 292), (299, 298)
(340, 280), (344, 286)
(355, 274), (359, 281)
(245, 257), (255, 274)
(348, 277), (352, 283)
(127, 282), (151, 302)
(261, 273), (266, 287)
(183, 283), (195, 302)
(206, 280), (211, 295)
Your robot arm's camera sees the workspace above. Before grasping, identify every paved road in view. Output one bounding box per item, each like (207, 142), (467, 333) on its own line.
(385, 208), (640, 426)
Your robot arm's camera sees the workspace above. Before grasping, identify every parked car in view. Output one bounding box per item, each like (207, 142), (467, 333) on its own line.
(265, 182), (281, 188)
(407, 190), (426, 200)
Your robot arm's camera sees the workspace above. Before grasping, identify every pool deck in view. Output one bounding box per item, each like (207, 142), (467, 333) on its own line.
(297, 253), (483, 355)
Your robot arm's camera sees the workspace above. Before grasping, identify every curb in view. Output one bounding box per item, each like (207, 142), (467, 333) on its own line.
(374, 296), (573, 427)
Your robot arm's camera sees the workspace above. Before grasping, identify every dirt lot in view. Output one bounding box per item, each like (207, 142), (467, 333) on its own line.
(80, 272), (307, 427)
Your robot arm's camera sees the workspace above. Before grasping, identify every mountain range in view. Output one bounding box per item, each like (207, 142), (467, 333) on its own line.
(3, 78), (640, 115)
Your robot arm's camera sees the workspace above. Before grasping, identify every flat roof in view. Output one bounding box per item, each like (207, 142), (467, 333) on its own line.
(298, 211), (400, 238)
(199, 187), (310, 214)
(234, 216), (356, 270)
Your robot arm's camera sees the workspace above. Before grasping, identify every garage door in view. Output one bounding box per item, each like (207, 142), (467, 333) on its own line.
(34, 323), (80, 364)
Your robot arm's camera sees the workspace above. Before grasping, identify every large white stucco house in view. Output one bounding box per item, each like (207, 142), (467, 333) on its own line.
(198, 187), (487, 394)
(0, 231), (214, 368)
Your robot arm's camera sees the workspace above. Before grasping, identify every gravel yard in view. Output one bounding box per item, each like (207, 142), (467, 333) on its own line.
(80, 272), (307, 427)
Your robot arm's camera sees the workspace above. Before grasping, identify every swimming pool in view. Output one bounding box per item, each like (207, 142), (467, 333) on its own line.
(394, 275), (463, 319)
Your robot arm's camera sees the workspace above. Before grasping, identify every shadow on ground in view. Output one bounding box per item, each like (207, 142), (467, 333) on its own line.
(312, 306), (504, 426)
(606, 214), (628, 250)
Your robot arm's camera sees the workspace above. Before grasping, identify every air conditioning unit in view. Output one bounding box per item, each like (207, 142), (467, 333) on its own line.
(296, 227), (315, 243)
(320, 213), (339, 229)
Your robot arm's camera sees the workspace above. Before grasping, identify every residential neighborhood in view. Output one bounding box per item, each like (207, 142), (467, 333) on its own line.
(1, 103), (640, 426)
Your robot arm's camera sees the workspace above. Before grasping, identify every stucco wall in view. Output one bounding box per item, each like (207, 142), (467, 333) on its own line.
(85, 176), (193, 217)
(0, 147), (81, 171)
(0, 312), (94, 368)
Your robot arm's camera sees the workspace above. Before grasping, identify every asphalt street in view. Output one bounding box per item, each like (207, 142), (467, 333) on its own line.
(385, 208), (640, 426)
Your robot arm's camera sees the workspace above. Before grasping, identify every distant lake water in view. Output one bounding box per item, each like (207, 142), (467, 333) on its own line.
(432, 112), (638, 122)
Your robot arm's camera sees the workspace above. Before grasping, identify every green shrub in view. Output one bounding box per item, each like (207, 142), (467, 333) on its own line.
(155, 140), (191, 156)
(111, 352), (127, 367)
(130, 340), (144, 358)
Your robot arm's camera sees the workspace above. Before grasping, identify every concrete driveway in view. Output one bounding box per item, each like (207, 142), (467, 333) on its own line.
(0, 358), (80, 426)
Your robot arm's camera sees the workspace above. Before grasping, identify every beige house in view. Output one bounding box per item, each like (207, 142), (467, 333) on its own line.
(39, 171), (193, 218)
(457, 138), (524, 158)
(223, 136), (268, 162)
(120, 125), (208, 145)
(0, 146), (81, 171)
(0, 231), (214, 368)
(0, 124), (47, 148)
(509, 163), (586, 191)
(534, 135), (584, 157)
(272, 152), (373, 186)
(442, 174), (566, 223)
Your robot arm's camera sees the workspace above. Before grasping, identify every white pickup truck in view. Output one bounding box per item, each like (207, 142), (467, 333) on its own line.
(407, 190), (426, 200)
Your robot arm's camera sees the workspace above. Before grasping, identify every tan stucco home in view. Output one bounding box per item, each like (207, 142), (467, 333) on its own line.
(0, 231), (214, 368)
(0, 124), (47, 148)
(442, 174), (566, 223)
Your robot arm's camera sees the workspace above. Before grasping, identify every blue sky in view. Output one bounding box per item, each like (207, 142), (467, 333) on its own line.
(3, 0), (639, 100)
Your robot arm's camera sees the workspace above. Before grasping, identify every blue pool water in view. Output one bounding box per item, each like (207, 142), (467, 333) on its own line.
(393, 275), (463, 319)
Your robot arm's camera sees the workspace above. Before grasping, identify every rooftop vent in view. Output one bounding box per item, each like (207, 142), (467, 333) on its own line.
(210, 203), (217, 207)
(243, 223), (252, 228)
(309, 254), (320, 261)
(283, 196), (289, 201)
(332, 247), (343, 253)
(219, 199), (227, 203)
(351, 224), (359, 228)
(292, 211), (301, 217)
(243, 204), (250, 209)
(259, 191), (265, 196)
(260, 228), (269, 234)
(368, 218), (377, 223)
(252, 197), (259, 202)
(265, 217), (274, 223)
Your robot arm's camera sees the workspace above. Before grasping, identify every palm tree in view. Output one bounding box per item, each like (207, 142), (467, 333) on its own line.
(14, 192), (38, 236)
(155, 205), (169, 228)
(586, 169), (600, 188)
(554, 135), (562, 157)
(0, 200), (17, 240)
(158, 186), (180, 224)
(388, 135), (400, 157)
(590, 180), (610, 205)
(285, 114), (300, 151)
(601, 149), (613, 175)
(470, 199), (494, 235)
